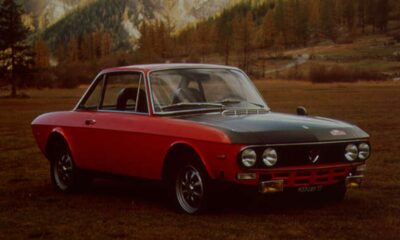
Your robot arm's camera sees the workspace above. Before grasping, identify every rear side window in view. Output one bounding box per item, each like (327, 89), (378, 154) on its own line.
(100, 72), (148, 113)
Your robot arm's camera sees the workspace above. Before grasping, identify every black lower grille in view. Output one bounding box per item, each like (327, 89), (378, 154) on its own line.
(251, 141), (362, 168)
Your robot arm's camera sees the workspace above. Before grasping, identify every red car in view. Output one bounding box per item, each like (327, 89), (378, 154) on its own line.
(32, 64), (370, 214)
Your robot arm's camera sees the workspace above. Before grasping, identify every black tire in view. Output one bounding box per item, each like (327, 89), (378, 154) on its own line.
(49, 140), (90, 192)
(320, 181), (347, 202)
(168, 152), (210, 214)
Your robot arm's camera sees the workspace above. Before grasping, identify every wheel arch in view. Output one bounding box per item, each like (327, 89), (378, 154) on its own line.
(45, 128), (74, 162)
(161, 142), (215, 182)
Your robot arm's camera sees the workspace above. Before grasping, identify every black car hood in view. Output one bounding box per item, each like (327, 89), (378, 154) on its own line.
(173, 112), (369, 144)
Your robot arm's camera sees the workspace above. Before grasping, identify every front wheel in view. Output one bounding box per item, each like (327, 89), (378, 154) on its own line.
(50, 141), (89, 192)
(172, 162), (210, 214)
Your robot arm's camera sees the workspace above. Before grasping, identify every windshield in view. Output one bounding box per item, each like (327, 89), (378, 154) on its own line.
(149, 68), (268, 114)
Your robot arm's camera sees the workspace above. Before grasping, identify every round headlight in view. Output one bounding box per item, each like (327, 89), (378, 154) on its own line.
(262, 148), (278, 167)
(345, 144), (358, 162)
(241, 149), (257, 167)
(358, 143), (370, 160)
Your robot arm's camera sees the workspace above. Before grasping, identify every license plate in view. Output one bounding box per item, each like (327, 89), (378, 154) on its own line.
(297, 186), (323, 193)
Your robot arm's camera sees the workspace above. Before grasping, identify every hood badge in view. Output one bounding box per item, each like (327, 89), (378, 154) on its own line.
(330, 129), (347, 136)
(302, 125), (310, 129)
(308, 150), (320, 164)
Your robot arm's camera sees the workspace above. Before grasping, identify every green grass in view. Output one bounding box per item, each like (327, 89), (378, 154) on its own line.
(1, 82), (400, 239)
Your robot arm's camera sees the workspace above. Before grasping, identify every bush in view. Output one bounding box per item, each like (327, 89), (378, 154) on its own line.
(309, 64), (385, 83)
(31, 71), (58, 89)
(54, 62), (96, 88)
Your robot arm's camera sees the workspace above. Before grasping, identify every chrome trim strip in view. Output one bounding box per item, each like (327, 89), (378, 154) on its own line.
(256, 162), (362, 172)
(135, 74), (142, 113)
(73, 72), (104, 111)
(155, 108), (223, 116)
(240, 139), (369, 150)
(140, 64), (239, 72)
(235, 68), (270, 110)
(94, 110), (149, 116)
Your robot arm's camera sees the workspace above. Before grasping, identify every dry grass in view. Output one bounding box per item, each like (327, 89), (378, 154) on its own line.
(1, 81), (400, 240)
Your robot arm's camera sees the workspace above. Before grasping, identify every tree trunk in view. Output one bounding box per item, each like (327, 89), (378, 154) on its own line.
(224, 42), (230, 65)
(10, 46), (17, 97)
(11, 78), (17, 97)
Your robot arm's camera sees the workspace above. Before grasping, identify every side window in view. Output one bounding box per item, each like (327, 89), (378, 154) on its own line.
(100, 72), (148, 113)
(80, 75), (104, 110)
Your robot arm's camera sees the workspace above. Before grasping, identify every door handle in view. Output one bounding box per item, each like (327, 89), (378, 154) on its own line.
(85, 119), (96, 125)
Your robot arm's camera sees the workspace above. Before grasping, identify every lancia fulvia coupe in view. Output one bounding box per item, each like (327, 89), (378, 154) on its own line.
(32, 64), (370, 214)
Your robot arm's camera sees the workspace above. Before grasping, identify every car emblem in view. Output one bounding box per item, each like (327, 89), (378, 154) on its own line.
(308, 150), (320, 164)
(330, 129), (347, 136)
(302, 125), (310, 129)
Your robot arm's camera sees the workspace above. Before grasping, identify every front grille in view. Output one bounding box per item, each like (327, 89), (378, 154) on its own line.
(249, 142), (360, 168)
(260, 165), (352, 187)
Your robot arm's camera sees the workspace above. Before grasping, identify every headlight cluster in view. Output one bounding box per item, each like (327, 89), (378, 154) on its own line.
(240, 148), (278, 168)
(345, 143), (370, 161)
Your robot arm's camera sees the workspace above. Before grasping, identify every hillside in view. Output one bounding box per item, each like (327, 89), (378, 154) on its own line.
(21, 0), (93, 31)
(13, 0), (399, 90)
(32, 0), (231, 50)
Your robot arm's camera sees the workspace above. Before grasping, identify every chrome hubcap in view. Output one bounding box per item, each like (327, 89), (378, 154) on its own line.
(54, 152), (73, 189)
(176, 166), (204, 213)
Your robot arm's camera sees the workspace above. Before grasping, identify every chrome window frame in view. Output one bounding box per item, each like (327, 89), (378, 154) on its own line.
(74, 70), (151, 116)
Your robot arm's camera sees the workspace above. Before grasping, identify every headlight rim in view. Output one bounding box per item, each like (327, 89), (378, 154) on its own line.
(345, 143), (359, 162)
(240, 148), (257, 168)
(262, 148), (278, 167)
(358, 142), (371, 160)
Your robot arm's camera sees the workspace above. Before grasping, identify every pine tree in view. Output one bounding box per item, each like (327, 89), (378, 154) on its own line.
(137, 22), (155, 62)
(343, 0), (356, 32)
(321, 0), (339, 42)
(296, 0), (310, 46)
(34, 38), (50, 69)
(274, 0), (287, 48)
(243, 11), (254, 72)
(0, 0), (34, 97)
(81, 33), (94, 61)
(262, 11), (275, 49)
(101, 31), (112, 57)
(67, 37), (80, 62)
(217, 12), (233, 65)
(309, 0), (321, 40)
(56, 44), (66, 65)
(376, 0), (389, 32)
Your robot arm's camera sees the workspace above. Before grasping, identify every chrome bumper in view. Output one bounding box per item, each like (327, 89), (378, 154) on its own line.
(346, 175), (364, 188)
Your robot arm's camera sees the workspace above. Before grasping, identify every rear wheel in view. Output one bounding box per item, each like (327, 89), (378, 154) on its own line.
(50, 140), (89, 192)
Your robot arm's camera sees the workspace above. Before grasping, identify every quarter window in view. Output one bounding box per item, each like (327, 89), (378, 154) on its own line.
(80, 75), (104, 110)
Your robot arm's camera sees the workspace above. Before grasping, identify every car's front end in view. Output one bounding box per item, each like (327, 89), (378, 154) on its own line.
(235, 140), (369, 194)
(175, 110), (370, 196)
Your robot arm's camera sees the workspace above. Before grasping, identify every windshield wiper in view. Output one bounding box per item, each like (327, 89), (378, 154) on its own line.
(217, 98), (265, 108)
(161, 102), (224, 112)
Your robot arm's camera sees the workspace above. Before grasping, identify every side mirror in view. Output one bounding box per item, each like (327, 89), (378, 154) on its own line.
(297, 106), (308, 116)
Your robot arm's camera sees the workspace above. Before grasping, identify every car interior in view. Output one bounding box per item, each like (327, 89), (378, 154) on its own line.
(172, 77), (206, 104)
(116, 87), (148, 112)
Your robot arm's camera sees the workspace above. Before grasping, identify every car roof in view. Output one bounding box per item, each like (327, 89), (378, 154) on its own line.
(101, 63), (240, 73)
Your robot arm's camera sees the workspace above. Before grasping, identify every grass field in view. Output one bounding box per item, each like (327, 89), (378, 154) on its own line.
(0, 81), (399, 239)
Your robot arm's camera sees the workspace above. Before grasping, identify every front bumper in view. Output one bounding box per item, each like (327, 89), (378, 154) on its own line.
(235, 163), (365, 193)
